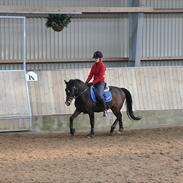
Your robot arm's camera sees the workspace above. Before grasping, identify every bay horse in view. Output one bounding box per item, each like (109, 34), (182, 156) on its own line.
(64, 79), (141, 137)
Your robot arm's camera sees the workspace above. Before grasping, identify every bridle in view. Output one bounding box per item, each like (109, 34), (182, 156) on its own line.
(74, 87), (88, 99)
(65, 82), (89, 106)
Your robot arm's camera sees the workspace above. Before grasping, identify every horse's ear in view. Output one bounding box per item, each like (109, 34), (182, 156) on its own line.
(64, 80), (68, 85)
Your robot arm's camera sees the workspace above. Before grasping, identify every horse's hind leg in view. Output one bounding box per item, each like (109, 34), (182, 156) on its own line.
(110, 118), (118, 134)
(118, 112), (123, 133)
(110, 110), (123, 134)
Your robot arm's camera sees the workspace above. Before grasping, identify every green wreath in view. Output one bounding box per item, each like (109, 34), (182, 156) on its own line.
(46, 14), (71, 32)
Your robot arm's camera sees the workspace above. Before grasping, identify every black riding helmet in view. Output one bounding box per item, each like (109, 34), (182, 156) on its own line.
(92, 51), (103, 59)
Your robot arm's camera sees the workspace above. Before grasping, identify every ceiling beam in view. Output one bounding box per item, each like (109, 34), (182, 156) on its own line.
(0, 6), (183, 15)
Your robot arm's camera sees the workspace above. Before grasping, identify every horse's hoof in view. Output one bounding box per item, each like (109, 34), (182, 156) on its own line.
(117, 129), (123, 135)
(70, 128), (75, 136)
(110, 128), (115, 135)
(86, 133), (94, 138)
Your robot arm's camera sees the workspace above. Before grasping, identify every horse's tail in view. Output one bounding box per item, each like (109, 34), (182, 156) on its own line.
(121, 88), (141, 120)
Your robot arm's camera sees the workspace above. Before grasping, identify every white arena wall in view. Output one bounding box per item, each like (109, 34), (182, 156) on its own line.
(1, 66), (182, 132)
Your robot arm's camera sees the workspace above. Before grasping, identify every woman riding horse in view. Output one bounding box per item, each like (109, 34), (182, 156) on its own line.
(64, 78), (141, 137)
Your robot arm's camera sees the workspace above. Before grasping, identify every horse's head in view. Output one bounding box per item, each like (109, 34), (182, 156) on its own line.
(64, 79), (86, 106)
(64, 80), (76, 106)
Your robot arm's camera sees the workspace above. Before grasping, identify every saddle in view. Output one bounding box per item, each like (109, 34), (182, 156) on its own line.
(90, 85), (112, 103)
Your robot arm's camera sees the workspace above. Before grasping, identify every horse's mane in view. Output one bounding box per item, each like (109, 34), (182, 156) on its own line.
(68, 79), (86, 89)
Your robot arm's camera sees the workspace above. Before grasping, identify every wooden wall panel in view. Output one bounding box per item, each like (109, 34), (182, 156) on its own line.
(0, 71), (30, 116)
(0, 71), (30, 131)
(28, 66), (183, 115)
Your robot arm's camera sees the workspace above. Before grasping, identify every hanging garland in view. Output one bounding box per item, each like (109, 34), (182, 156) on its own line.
(46, 14), (71, 32)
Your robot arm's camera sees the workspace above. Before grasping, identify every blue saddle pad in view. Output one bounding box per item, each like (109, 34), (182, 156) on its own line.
(90, 86), (112, 103)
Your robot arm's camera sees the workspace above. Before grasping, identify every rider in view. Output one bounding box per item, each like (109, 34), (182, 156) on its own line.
(85, 51), (107, 117)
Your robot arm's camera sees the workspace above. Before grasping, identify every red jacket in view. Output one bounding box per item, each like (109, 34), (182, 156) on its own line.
(86, 59), (106, 85)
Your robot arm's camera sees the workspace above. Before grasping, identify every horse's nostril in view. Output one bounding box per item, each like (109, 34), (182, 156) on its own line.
(65, 101), (70, 106)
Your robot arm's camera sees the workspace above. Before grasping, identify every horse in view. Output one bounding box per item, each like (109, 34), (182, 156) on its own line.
(64, 79), (141, 137)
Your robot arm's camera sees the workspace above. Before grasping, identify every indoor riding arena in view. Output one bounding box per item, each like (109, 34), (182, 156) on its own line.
(0, 1), (183, 183)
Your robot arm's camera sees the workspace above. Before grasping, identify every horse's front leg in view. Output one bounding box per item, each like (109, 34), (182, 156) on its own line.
(87, 113), (95, 137)
(70, 109), (81, 136)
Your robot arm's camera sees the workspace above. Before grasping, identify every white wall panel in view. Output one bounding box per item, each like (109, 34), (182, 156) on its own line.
(140, 0), (183, 8)
(26, 15), (128, 60)
(142, 14), (183, 58)
(0, 18), (23, 61)
(0, 0), (183, 66)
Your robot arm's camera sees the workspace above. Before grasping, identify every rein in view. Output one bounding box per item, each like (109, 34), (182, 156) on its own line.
(74, 87), (88, 99)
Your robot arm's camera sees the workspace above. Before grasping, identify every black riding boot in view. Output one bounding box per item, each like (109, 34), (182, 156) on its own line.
(96, 96), (107, 117)
(100, 99), (107, 117)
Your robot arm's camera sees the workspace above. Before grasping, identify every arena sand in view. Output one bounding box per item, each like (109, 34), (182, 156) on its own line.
(0, 127), (183, 183)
